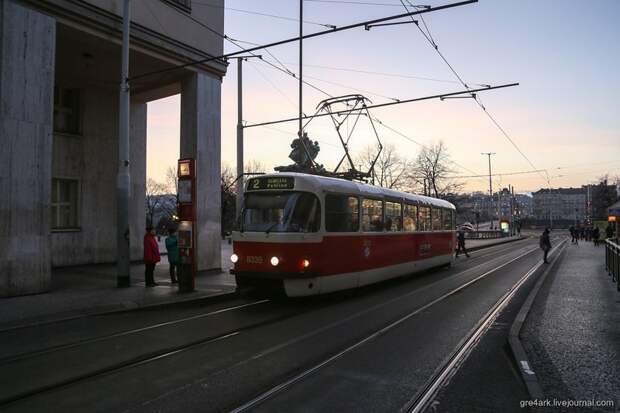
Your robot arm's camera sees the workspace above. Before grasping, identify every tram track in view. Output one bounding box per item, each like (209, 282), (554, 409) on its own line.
(404, 239), (567, 413)
(0, 300), (306, 407)
(0, 237), (537, 411)
(229, 240), (549, 412)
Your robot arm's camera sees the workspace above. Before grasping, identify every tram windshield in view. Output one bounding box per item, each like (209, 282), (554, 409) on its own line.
(242, 192), (321, 233)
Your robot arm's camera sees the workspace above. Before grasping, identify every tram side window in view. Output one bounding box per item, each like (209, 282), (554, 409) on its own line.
(385, 201), (402, 232)
(432, 208), (442, 231)
(403, 203), (417, 231)
(418, 206), (431, 231)
(325, 195), (359, 232)
(442, 209), (453, 230)
(361, 199), (384, 232)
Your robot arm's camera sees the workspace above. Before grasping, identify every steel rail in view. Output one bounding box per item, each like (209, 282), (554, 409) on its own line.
(0, 300), (269, 364)
(230, 243), (542, 412)
(0, 308), (305, 407)
(405, 239), (567, 412)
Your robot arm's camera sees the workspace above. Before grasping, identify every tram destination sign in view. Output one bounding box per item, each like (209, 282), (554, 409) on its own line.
(247, 176), (295, 191)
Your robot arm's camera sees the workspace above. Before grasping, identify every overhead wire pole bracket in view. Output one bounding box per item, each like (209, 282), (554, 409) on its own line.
(243, 83), (519, 129)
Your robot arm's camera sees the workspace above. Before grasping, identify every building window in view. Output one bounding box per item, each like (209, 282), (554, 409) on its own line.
(361, 199), (384, 232)
(54, 86), (81, 135)
(325, 195), (359, 232)
(51, 178), (80, 230)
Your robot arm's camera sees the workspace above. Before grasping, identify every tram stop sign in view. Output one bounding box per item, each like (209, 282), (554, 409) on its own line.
(177, 158), (196, 293)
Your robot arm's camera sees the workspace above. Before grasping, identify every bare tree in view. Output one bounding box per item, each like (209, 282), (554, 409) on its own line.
(412, 141), (462, 198)
(165, 166), (178, 195)
(357, 143), (410, 190)
(245, 159), (267, 175)
(145, 178), (168, 227)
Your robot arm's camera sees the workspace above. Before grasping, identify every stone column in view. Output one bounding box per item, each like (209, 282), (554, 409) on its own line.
(0, 0), (56, 297)
(180, 72), (221, 271)
(129, 101), (147, 261)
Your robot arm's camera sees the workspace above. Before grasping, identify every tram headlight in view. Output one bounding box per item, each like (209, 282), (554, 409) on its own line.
(301, 259), (310, 269)
(230, 253), (239, 263)
(270, 256), (280, 266)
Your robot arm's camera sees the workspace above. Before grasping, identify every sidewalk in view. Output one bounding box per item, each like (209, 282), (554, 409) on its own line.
(520, 241), (619, 406)
(0, 236), (521, 330)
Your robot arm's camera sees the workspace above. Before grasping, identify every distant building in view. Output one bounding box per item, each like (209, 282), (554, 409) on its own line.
(1, 0), (226, 297)
(532, 187), (586, 223)
(514, 194), (533, 217)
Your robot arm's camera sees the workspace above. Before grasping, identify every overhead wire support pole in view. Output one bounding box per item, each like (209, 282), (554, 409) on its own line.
(481, 152), (495, 230)
(117, 0), (131, 288)
(299, 0), (303, 140)
(129, 0), (478, 81)
(243, 83), (518, 129)
(228, 55), (262, 220)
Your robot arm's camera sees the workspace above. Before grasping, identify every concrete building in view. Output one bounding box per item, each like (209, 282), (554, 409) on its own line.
(1, 0), (226, 297)
(532, 187), (586, 223)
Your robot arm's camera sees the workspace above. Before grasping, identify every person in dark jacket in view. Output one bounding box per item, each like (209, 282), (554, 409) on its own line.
(144, 226), (161, 287)
(606, 223), (615, 240)
(539, 228), (551, 263)
(592, 227), (600, 246)
(165, 227), (179, 284)
(569, 226), (577, 244)
(456, 230), (470, 258)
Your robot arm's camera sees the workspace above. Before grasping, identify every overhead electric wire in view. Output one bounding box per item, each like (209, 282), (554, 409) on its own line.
(398, 0), (546, 183)
(129, 0), (478, 81)
(162, 0), (484, 179)
(192, 1), (336, 29)
(305, 0), (409, 6)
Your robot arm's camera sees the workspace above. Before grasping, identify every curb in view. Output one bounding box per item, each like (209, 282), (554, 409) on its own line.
(508, 238), (568, 400)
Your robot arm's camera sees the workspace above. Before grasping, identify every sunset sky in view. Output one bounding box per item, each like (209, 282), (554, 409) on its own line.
(146, 0), (620, 194)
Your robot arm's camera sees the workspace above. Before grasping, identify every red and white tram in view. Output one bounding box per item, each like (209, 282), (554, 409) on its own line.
(230, 173), (456, 297)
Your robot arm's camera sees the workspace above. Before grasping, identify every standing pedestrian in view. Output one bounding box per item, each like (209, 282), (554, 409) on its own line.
(593, 227), (600, 246)
(539, 228), (551, 264)
(606, 223), (615, 240)
(144, 225), (160, 287)
(569, 226), (578, 244)
(456, 230), (470, 258)
(165, 227), (179, 284)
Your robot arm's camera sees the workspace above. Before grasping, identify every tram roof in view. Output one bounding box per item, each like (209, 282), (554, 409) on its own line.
(252, 172), (456, 210)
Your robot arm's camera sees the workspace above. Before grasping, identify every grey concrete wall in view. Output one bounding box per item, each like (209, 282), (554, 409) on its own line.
(0, 0), (55, 297)
(84, 0), (225, 58)
(50, 88), (146, 267)
(180, 72), (221, 271)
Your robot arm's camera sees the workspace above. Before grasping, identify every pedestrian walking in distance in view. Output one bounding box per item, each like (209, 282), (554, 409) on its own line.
(165, 227), (179, 284)
(456, 230), (470, 258)
(143, 225), (160, 287)
(539, 228), (551, 264)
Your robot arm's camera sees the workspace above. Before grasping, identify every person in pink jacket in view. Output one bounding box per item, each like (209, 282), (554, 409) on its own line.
(143, 225), (161, 286)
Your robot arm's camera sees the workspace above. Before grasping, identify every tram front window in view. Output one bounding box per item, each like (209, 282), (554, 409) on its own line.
(243, 192), (321, 233)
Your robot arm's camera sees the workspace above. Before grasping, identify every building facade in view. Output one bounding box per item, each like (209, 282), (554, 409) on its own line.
(1, 0), (226, 297)
(532, 188), (586, 223)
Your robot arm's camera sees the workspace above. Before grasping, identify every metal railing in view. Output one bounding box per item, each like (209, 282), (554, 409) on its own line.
(604, 238), (620, 291)
(464, 230), (506, 240)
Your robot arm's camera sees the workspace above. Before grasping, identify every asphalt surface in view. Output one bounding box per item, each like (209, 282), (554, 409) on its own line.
(0, 237), (553, 412)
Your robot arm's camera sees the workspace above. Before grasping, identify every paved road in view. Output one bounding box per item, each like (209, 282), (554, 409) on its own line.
(0, 237), (549, 412)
